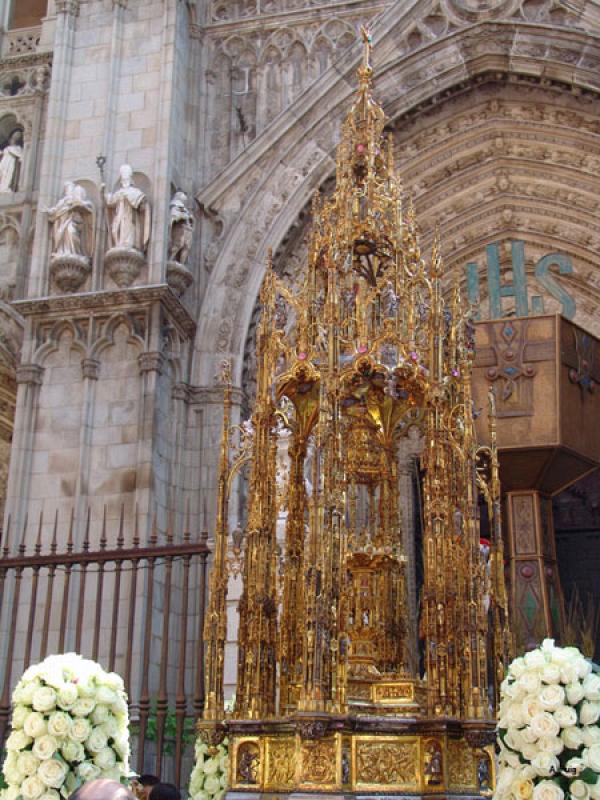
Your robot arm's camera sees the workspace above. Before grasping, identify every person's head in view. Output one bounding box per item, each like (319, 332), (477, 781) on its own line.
(69, 779), (135, 800)
(119, 164), (133, 187)
(149, 783), (181, 800)
(138, 775), (160, 800)
(8, 128), (23, 146)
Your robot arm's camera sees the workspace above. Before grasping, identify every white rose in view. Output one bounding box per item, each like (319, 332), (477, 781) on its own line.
(519, 672), (543, 695)
(77, 681), (97, 699)
(542, 664), (562, 685)
(76, 761), (101, 782)
(47, 711), (71, 739)
(111, 696), (127, 717)
(202, 757), (220, 775)
(113, 735), (129, 760)
(501, 702), (525, 729)
(582, 727), (600, 747)
(37, 758), (68, 789)
(511, 658), (527, 678)
(91, 705), (110, 725)
(56, 684), (79, 711)
(11, 704), (30, 729)
(531, 712), (561, 739)
(505, 729), (525, 752)
(100, 673), (124, 692)
(521, 727), (539, 744)
(101, 717), (119, 740)
(496, 766), (517, 797)
(39, 792), (60, 800)
(538, 736), (564, 756)
(525, 650), (547, 670)
(218, 754), (228, 771)
(513, 774), (534, 800)
(531, 751), (560, 777)
(93, 746), (116, 771)
(580, 701), (600, 726)
(6, 729), (33, 751)
(522, 742), (540, 760)
(583, 743), (600, 772)
(567, 683), (586, 705)
(15, 681), (39, 706)
(523, 698), (544, 723)
(17, 752), (41, 776)
(21, 775), (45, 800)
(554, 705), (578, 728)
(591, 782), (600, 800)
(578, 660), (593, 680)
(69, 717), (91, 742)
(3, 786), (21, 800)
(559, 663), (579, 685)
(532, 780), (564, 800)
(505, 681), (526, 701)
(192, 792), (209, 800)
(85, 728), (108, 754)
(60, 740), (84, 763)
(32, 687), (57, 714)
(32, 735), (58, 761)
(71, 698), (95, 717)
(570, 780), (590, 800)
(540, 685), (565, 712)
(96, 687), (118, 706)
(562, 726), (584, 750)
(24, 712), (47, 739)
(583, 674), (600, 703)
(204, 775), (220, 795)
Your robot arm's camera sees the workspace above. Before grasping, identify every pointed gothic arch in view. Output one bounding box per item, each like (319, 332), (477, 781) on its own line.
(194, 2), (600, 387)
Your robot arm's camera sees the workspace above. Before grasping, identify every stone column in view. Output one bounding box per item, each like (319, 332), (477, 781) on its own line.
(28, 0), (80, 296)
(505, 490), (564, 651)
(3, 363), (43, 546)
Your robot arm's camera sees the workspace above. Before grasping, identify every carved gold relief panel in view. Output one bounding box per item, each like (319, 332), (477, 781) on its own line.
(264, 736), (297, 790)
(353, 737), (419, 791)
(299, 735), (338, 789)
(447, 738), (478, 791)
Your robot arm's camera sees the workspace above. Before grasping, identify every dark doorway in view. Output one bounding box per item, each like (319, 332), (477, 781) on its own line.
(553, 468), (600, 661)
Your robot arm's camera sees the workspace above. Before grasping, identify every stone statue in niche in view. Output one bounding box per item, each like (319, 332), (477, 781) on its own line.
(0, 129), (24, 193)
(103, 164), (151, 287)
(166, 190), (195, 297)
(46, 181), (95, 293)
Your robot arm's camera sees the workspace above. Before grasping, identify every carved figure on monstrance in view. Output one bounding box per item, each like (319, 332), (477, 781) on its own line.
(46, 181), (94, 293)
(103, 164), (151, 287)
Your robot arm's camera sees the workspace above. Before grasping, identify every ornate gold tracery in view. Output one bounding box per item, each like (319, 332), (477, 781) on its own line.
(201, 28), (513, 792)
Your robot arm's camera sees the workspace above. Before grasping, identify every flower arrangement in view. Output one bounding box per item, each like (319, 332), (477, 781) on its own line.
(1, 654), (130, 800)
(495, 639), (600, 800)
(188, 738), (228, 800)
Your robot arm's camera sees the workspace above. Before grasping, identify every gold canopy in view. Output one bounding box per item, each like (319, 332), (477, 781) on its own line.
(201, 28), (513, 796)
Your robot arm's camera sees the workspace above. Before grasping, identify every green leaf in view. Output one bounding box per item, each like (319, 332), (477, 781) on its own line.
(579, 768), (598, 785)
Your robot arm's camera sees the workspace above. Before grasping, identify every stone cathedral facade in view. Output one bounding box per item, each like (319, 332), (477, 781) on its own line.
(1, 0), (600, 700)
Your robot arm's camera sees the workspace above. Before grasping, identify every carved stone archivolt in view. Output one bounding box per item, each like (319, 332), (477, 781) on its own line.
(237, 78), (600, 398)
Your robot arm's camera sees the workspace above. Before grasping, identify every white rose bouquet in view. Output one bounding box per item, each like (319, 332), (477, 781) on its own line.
(188, 737), (228, 800)
(495, 639), (600, 800)
(1, 654), (130, 800)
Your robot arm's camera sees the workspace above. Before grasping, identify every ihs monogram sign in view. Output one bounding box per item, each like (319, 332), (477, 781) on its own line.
(466, 240), (576, 321)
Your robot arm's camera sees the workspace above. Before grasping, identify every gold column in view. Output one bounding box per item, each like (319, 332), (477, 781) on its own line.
(505, 490), (563, 650)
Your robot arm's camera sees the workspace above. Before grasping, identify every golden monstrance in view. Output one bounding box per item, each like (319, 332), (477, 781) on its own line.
(200, 29), (513, 798)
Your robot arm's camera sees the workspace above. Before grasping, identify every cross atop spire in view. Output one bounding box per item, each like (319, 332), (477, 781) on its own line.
(358, 25), (373, 88)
